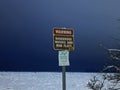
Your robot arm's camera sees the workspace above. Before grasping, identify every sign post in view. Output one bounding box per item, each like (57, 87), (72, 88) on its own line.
(53, 27), (74, 90)
(62, 66), (66, 90)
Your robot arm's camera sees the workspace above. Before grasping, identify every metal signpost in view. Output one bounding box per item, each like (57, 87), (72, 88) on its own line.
(53, 27), (74, 90)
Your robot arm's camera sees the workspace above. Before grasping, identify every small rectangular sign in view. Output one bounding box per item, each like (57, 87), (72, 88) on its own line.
(58, 50), (70, 66)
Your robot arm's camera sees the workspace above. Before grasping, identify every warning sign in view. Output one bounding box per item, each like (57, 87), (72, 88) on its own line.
(53, 28), (74, 51)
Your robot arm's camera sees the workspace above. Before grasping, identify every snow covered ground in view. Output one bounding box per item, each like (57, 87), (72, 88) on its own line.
(0, 72), (97, 90)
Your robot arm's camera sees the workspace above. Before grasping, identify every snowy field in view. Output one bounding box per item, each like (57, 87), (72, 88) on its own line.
(0, 72), (97, 90)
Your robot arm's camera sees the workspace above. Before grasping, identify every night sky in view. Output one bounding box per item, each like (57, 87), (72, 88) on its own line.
(0, 0), (120, 72)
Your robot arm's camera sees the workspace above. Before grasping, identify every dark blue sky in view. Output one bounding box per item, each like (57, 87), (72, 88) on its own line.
(0, 0), (120, 72)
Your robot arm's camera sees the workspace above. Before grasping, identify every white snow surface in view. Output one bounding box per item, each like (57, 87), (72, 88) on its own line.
(0, 72), (97, 90)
